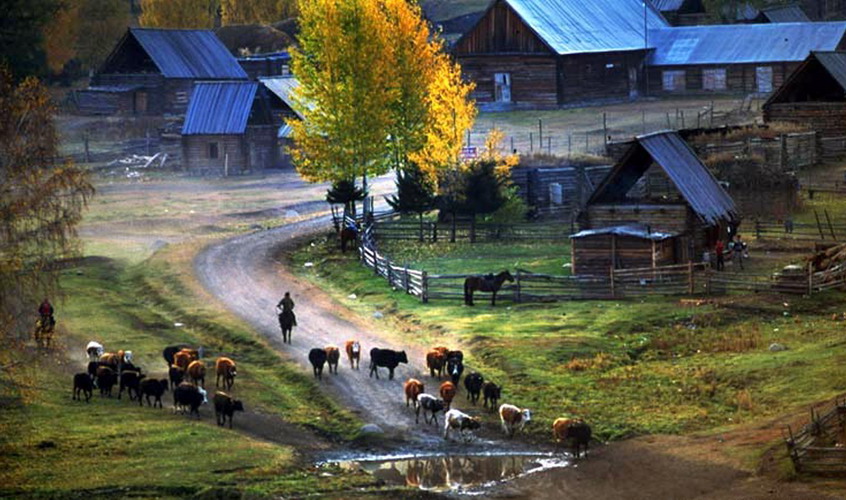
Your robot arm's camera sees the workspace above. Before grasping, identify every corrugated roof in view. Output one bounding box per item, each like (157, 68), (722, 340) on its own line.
(260, 76), (303, 118)
(238, 51), (291, 62)
(589, 131), (737, 225)
(131, 28), (247, 79)
(651, 0), (685, 12)
(182, 82), (258, 135)
(813, 51), (846, 90)
(763, 51), (846, 107)
(648, 22), (846, 65)
(498, 0), (669, 55)
(761, 5), (811, 23)
(570, 224), (676, 240)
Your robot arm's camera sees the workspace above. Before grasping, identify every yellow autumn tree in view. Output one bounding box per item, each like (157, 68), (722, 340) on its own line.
(221, 0), (297, 24)
(43, 2), (78, 74)
(140, 0), (218, 28)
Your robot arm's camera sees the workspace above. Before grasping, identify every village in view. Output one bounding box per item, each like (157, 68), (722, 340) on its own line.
(5, 0), (846, 498)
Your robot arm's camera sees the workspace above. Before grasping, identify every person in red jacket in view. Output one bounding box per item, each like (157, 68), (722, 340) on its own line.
(715, 240), (725, 271)
(38, 298), (55, 327)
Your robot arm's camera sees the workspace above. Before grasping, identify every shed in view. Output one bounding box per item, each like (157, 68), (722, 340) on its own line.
(570, 225), (679, 275)
(651, 0), (707, 26)
(580, 130), (737, 267)
(238, 51), (292, 80)
(763, 51), (846, 137)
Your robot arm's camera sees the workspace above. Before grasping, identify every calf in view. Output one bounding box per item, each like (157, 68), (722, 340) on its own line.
(499, 404), (532, 438)
(426, 350), (445, 378)
(439, 381), (456, 410)
(168, 365), (185, 390)
(174, 382), (207, 418)
(96, 366), (117, 397)
(553, 418), (592, 458)
(213, 391), (245, 429)
(138, 378), (169, 408)
(404, 378), (425, 408)
(325, 346), (340, 375)
(308, 348), (327, 380)
(464, 372), (484, 405)
(215, 357), (237, 390)
(416, 393), (445, 425)
(187, 360), (206, 387)
(72, 373), (94, 403)
(345, 340), (361, 370)
(369, 348), (408, 380)
(117, 370), (145, 401)
(482, 381), (502, 410)
(443, 409), (481, 441)
(446, 357), (464, 385)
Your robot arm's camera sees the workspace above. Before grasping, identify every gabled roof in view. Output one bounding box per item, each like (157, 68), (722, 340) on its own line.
(648, 22), (846, 65)
(182, 82), (258, 135)
(651, 0), (686, 12)
(589, 131), (737, 226)
(761, 5), (811, 23)
(128, 28), (247, 79)
(815, 51), (846, 89)
(764, 51), (846, 107)
(260, 76), (303, 119)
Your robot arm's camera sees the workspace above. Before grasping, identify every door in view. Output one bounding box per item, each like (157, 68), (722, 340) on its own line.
(756, 66), (773, 93)
(494, 73), (511, 103)
(628, 66), (639, 99)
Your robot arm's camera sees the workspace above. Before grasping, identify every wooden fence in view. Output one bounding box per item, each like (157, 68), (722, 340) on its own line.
(784, 398), (846, 474)
(371, 217), (574, 243)
(752, 216), (846, 242)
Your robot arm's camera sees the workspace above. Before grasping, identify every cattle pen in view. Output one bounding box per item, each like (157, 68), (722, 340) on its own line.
(784, 397), (846, 475)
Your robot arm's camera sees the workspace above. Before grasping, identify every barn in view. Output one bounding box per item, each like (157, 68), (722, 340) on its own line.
(763, 51), (846, 137)
(76, 28), (247, 116)
(573, 130), (737, 275)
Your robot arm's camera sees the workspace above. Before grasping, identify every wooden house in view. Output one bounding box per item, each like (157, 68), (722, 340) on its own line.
(573, 130), (737, 275)
(238, 51), (292, 80)
(260, 76), (303, 170)
(763, 51), (846, 137)
(651, 0), (707, 26)
(76, 28), (247, 116)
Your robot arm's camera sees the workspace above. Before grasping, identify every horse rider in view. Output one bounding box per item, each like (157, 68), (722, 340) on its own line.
(38, 298), (55, 328)
(277, 292), (296, 326)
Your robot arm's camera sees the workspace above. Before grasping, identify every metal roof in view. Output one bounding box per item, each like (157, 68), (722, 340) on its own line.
(182, 82), (258, 135)
(648, 22), (846, 65)
(238, 51), (291, 62)
(589, 131), (737, 226)
(570, 224), (675, 240)
(761, 5), (811, 23)
(259, 76), (303, 118)
(651, 0), (685, 12)
(498, 0), (669, 55)
(130, 28), (247, 79)
(814, 51), (846, 90)
(765, 51), (846, 106)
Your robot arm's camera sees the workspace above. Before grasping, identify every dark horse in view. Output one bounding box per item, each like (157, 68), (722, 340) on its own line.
(340, 225), (358, 253)
(464, 271), (514, 307)
(34, 316), (55, 349)
(278, 310), (296, 344)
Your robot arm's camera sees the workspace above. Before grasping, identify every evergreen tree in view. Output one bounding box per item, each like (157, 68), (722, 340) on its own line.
(326, 179), (367, 217)
(387, 164), (435, 215)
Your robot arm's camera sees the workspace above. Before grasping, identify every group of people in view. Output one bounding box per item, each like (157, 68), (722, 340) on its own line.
(714, 235), (749, 271)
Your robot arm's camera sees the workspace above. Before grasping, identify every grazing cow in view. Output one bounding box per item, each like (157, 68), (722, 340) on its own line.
(96, 366), (117, 397)
(86, 341), (104, 361)
(173, 349), (198, 371)
(369, 348), (408, 380)
(138, 378), (169, 408)
(72, 373), (94, 403)
(117, 370), (145, 401)
(187, 360), (206, 388)
(464, 372), (484, 405)
(482, 382), (502, 410)
(308, 348), (327, 380)
(446, 357), (464, 385)
(499, 404), (532, 438)
(443, 409), (481, 441)
(99, 352), (121, 371)
(168, 365), (185, 390)
(325, 346), (340, 375)
(439, 381), (456, 410)
(174, 382), (207, 418)
(416, 393), (445, 425)
(553, 418), (592, 458)
(162, 344), (190, 367)
(404, 378), (425, 408)
(345, 340), (361, 370)
(426, 350), (445, 378)
(213, 391), (245, 429)
(215, 357), (237, 390)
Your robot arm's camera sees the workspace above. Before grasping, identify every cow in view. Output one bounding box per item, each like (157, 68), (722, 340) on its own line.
(325, 346), (340, 375)
(446, 350), (464, 363)
(86, 341), (104, 361)
(404, 378), (425, 408)
(426, 350), (445, 378)
(416, 393), (445, 425)
(482, 381), (502, 410)
(213, 391), (245, 429)
(162, 344), (190, 367)
(439, 381), (456, 410)
(96, 366), (117, 397)
(553, 418), (592, 458)
(138, 378), (169, 408)
(117, 370), (145, 401)
(72, 373), (94, 403)
(345, 340), (361, 370)
(499, 404), (532, 438)
(464, 372), (484, 405)
(443, 409), (481, 441)
(87, 360), (111, 380)
(98, 352), (121, 371)
(369, 348), (408, 380)
(173, 349), (198, 371)
(187, 360), (206, 388)
(174, 382), (207, 418)
(215, 357), (237, 390)
(446, 357), (464, 385)
(308, 348), (327, 380)
(168, 365), (185, 390)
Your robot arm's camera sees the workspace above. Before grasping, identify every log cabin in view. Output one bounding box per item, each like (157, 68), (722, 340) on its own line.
(651, 0), (707, 27)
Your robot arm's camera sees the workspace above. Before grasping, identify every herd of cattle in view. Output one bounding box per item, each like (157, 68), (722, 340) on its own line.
(71, 342), (244, 428)
(306, 342), (592, 456)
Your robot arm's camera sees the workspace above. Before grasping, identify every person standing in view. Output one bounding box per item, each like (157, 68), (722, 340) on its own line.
(715, 240), (725, 271)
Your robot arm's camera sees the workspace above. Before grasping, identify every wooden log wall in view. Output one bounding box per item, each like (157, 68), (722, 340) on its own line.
(510, 165), (613, 216)
(765, 103), (846, 138)
(647, 62), (797, 96)
(572, 234), (677, 276)
(453, 1), (551, 55)
(585, 204), (690, 234)
(459, 55), (558, 108)
(245, 125), (279, 170)
(182, 135), (247, 176)
(558, 51), (644, 105)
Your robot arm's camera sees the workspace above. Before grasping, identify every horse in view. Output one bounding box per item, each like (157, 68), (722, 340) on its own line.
(278, 310), (295, 344)
(463, 271), (514, 306)
(34, 316), (55, 349)
(340, 225), (358, 253)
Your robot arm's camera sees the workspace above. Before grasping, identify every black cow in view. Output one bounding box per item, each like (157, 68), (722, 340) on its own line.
(213, 391), (245, 429)
(72, 373), (94, 403)
(482, 381), (502, 410)
(446, 357), (464, 385)
(88, 361), (112, 381)
(162, 344), (190, 367)
(416, 393), (445, 425)
(168, 365), (184, 390)
(447, 350), (464, 363)
(96, 367), (117, 397)
(308, 348), (327, 380)
(369, 348), (408, 380)
(118, 370), (145, 401)
(138, 378), (169, 408)
(174, 383), (207, 418)
(464, 372), (484, 405)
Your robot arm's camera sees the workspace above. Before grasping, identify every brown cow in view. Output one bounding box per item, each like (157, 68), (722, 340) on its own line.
(98, 352), (121, 370)
(552, 418), (592, 458)
(345, 340), (361, 370)
(187, 360), (206, 388)
(426, 350), (445, 378)
(173, 349), (197, 371)
(325, 346), (340, 375)
(404, 378), (425, 408)
(215, 357), (237, 390)
(439, 381), (456, 410)
(432, 346), (449, 357)
(499, 403), (532, 438)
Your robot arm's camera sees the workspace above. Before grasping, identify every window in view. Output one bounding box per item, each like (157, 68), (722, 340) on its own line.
(494, 73), (511, 103)
(662, 70), (686, 91)
(281, 64), (290, 76)
(209, 142), (219, 159)
(175, 91), (189, 104)
(702, 68), (727, 91)
(756, 66), (773, 93)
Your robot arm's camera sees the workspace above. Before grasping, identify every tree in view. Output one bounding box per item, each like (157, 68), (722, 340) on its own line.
(326, 179), (367, 217)
(0, 0), (61, 78)
(140, 0), (219, 28)
(220, 0), (298, 24)
(388, 163), (436, 240)
(0, 69), (94, 340)
(75, 0), (130, 72)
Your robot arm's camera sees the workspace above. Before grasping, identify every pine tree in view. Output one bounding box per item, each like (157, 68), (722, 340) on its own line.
(326, 179), (367, 217)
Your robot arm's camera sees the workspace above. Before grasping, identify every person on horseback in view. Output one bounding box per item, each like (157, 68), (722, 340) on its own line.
(277, 292), (296, 326)
(38, 298), (55, 328)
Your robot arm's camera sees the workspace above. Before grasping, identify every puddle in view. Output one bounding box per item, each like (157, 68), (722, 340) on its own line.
(329, 452), (570, 494)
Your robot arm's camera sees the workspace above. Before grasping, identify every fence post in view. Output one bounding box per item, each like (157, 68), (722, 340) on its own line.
(610, 267), (616, 299)
(688, 261), (694, 294)
(451, 213), (456, 243)
(387, 261), (393, 287)
(404, 266), (410, 293)
(433, 222), (438, 243)
(808, 261), (813, 296)
(422, 271), (429, 303)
